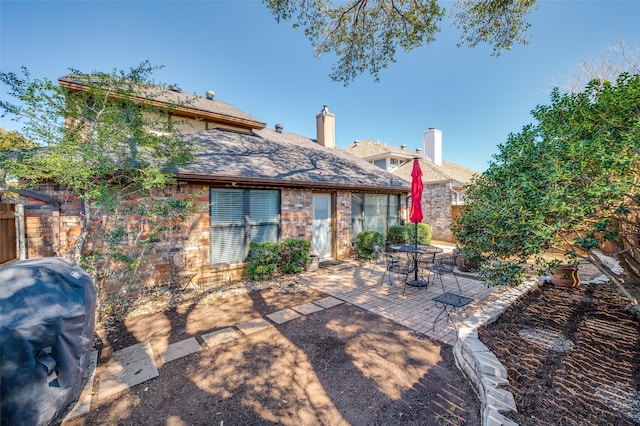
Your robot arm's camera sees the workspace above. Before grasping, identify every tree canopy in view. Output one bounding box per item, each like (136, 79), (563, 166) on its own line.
(264, 0), (537, 84)
(0, 127), (34, 151)
(453, 73), (639, 307)
(0, 62), (195, 260)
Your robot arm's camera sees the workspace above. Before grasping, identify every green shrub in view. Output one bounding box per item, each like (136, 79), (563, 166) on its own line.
(280, 239), (311, 274)
(407, 223), (432, 245)
(246, 242), (281, 280)
(355, 231), (384, 260)
(386, 225), (410, 244)
(478, 262), (526, 286)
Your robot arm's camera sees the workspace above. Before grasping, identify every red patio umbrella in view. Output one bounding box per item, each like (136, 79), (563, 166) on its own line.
(408, 158), (424, 284)
(409, 158), (423, 225)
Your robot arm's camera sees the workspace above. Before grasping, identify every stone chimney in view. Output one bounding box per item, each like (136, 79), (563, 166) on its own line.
(422, 128), (442, 166)
(316, 105), (335, 148)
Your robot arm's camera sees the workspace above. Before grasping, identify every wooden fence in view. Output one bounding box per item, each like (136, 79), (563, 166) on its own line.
(0, 203), (17, 265)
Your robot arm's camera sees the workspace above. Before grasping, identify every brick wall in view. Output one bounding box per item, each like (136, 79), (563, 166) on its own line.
(15, 184), (359, 299)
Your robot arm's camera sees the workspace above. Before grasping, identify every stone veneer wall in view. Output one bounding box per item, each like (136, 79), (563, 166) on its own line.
(335, 191), (353, 259)
(423, 182), (454, 242)
(280, 189), (313, 242)
(280, 189), (354, 260)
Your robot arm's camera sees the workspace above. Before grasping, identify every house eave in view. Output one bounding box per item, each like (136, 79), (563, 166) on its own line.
(176, 173), (409, 193)
(363, 152), (417, 162)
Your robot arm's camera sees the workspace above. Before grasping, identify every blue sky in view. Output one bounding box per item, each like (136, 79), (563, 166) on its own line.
(1, 1), (639, 172)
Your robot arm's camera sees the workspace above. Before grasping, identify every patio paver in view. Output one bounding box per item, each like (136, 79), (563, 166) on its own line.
(303, 259), (511, 344)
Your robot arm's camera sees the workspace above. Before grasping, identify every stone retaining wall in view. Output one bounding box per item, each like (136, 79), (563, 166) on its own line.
(453, 278), (542, 426)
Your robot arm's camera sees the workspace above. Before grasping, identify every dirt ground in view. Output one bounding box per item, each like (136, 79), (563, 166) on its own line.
(479, 279), (640, 425)
(61, 263), (640, 426)
(63, 280), (481, 426)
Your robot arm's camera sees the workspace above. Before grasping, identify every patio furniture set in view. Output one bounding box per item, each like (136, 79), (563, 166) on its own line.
(370, 244), (473, 332)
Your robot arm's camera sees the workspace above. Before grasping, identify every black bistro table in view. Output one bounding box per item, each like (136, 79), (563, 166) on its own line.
(389, 244), (443, 287)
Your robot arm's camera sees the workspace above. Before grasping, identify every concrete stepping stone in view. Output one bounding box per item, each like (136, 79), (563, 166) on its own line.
(98, 341), (159, 400)
(267, 308), (301, 324)
(518, 328), (574, 352)
(201, 327), (242, 347)
(314, 296), (343, 309)
(236, 318), (274, 335)
(159, 337), (201, 365)
(292, 302), (324, 315)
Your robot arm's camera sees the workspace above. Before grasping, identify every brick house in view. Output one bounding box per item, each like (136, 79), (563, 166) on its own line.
(4, 78), (410, 296)
(345, 129), (479, 242)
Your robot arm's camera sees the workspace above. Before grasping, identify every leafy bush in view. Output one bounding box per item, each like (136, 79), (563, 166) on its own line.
(478, 262), (526, 286)
(386, 223), (432, 245)
(386, 225), (410, 244)
(355, 231), (384, 260)
(246, 242), (281, 280)
(246, 239), (312, 280)
(280, 239), (311, 274)
(407, 223), (432, 245)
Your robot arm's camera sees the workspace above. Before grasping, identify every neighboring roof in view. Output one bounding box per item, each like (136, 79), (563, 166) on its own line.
(58, 74), (265, 131)
(348, 139), (421, 161)
(345, 139), (479, 185)
(176, 128), (410, 192)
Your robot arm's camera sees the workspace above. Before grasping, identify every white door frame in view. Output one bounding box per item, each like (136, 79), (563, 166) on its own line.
(312, 193), (333, 259)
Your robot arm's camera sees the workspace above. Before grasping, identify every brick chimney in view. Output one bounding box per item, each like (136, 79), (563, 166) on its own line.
(316, 105), (335, 148)
(422, 128), (442, 166)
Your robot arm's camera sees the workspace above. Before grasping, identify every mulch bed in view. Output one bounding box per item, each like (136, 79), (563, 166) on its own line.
(478, 280), (640, 425)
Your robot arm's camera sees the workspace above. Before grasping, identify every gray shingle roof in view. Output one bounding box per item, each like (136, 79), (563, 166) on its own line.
(346, 139), (479, 184)
(58, 74), (265, 130)
(177, 128), (410, 191)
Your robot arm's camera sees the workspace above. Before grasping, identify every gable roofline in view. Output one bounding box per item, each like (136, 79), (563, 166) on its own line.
(347, 139), (478, 185)
(58, 75), (266, 131)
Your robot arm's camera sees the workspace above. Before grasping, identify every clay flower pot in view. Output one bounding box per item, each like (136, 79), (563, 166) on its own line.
(454, 250), (480, 272)
(550, 265), (580, 288)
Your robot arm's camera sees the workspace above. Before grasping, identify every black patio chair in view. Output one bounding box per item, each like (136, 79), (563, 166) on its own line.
(429, 254), (462, 293)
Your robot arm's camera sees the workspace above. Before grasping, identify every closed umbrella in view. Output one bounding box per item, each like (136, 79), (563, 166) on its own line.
(408, 158), (424, 285)
(410, 158), (424, 239)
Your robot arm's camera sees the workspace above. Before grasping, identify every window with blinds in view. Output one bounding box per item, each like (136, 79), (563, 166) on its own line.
(210, 188), (280, 265)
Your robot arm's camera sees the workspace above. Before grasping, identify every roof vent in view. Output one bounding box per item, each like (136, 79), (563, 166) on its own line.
(205, 90), (215, 100)
(354, 140), (359, 146)
(401, 144), (407, 150)
(275, 123), (283, 133)
(168, 84), (182, 93)
(416, 147), (422, 153)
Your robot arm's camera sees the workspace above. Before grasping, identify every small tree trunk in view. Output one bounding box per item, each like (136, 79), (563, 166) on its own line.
(588, 250), (638, 311)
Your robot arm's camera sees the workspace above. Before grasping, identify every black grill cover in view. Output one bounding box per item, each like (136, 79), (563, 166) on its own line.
(0, 258), (96, 426)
